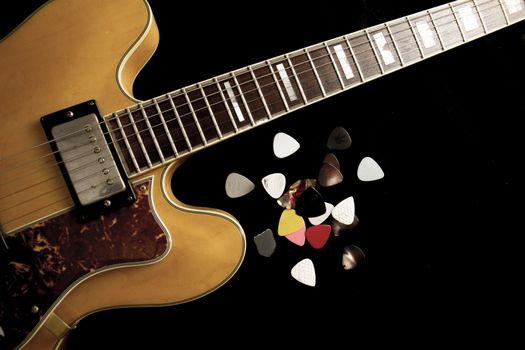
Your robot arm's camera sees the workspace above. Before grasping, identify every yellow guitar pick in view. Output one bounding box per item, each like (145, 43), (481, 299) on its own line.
(277, 209), (305, 236)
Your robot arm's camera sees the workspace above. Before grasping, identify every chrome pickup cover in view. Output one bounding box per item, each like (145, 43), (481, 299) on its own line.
(51, 113), (126, 206)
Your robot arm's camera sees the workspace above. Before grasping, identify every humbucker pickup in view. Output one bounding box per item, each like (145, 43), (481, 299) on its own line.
(41, 100), (135, 219)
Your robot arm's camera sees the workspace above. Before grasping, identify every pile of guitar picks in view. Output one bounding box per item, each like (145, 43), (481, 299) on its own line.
(225, 127), (384, 287)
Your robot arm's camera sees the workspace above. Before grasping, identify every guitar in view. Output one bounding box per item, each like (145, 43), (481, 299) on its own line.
(1, 0), (523, 348)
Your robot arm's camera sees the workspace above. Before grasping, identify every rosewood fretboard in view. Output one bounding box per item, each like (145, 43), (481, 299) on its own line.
(106, 0), (525, 177)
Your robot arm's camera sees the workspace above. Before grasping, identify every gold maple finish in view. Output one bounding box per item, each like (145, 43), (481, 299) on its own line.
(0, 1), (246, 349)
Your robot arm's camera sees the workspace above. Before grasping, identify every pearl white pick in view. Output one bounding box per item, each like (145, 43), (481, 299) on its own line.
(291, 258), (316, 287)
(332, 196), (355, 225)
(308, 202), (334, 225)
(225, 172), (255, 198)
(357, 156), (384, 182)
(261, 173), (286, 199)
(273, 132), (300, 158)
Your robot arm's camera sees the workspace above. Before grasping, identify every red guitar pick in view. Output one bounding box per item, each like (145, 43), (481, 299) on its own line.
(305, 224), (331, 249)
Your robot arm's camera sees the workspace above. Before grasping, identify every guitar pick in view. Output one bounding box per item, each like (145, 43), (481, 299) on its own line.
(357, 156), (384, 181)
(295, 187), (325, 217)
(289, 178), (316, 195)
(326, 126), (352, 150)
(254, 229), (277, 257)
(291, 258), (316, 287)
(318, 162), (343, 187)
(261, 173), (286, 199)
(225, 172), (255, 198)
(305, 225), (331, 249)
(284, 227), (306, 246)
(277, 209), (305, 236)
(323, 152), (340, 170)
(342, 245), (366, 270)
(0, 325), (4, 337)
(277, 178), (317, 209)
(332, 196), (355, 225)
(308, 202), (334, 225)
(332, 216), (359, 237)
(273, 132), (300, 158)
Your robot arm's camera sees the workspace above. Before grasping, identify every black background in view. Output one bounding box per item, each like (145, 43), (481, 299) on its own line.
(2, 0), (524, 348)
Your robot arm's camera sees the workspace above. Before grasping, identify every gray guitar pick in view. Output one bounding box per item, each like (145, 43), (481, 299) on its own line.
(254, 228), (277, 257)
(326, 126), (352, 150)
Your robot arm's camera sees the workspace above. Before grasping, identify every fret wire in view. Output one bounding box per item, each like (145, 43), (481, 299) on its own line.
(267, 60), (290, 112)
(473, 0), (489, 33)
(107, 3), (519, 149)
(139, 104), (165, 162)
(91, 2), (510, 139)
(162, 6), (494, 131)
(198, 83), (223, 138)
(214, 78), (239, 132)
(153, 97), (179, 157)
(182, 88), (207, 145)
(167, 93), (193, 151)
(428, 10), (446, 49)
(285, 54), (308, 103)
(231, 73), (255, 125)
(449, 3), (467, 42)
(304, 49), (327, 97)
(2, 0), (518, 185)
(364, 29), (385, 74)
(115, 3), (506, 139)
(344, 35), (365, 82)
(115, 113), (140, 173)
(497, 0), (511, 24)
(104, 118), (130, 176)
(185, 3), (501, 115)
(116, 2), (483, 147)
(406, 16), (426, 58)
(248, 66), (272, 119)
(323, 42), (346, 89)
(214, 3), (500, 117)
(177, 3), (504, 120)
(385, 24), (405, 66)
(126, 108), (152, 168)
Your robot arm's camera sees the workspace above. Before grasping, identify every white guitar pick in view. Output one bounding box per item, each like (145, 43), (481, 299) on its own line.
(308, 202), (334, 225)
(261, 173), (286, 199)
(273, 132), (300, 158)
(357, 156), (384, 181)
(332, 196), (355, 225)
(225, 172), (255, 198)
(291, 258), (316, 287)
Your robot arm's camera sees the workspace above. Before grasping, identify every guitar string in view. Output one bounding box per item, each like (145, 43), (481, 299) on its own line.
(0, 0), (515, 202)
(0, 0), (508, 194)
(0, 0), (515, 192)
(0, 0), (507, 177)
(0, 0), (503, 164)
(1, 6), (519, 226)
(0, 4), (480, 188)
(0, 2), (518, 221)
(54, 0), (515, 146)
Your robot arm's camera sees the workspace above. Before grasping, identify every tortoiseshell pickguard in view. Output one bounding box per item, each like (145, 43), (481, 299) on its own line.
(0, 180), (168, 350)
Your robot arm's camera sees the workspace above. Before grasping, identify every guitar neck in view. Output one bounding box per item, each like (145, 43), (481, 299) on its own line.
(106, 0), (525, 177)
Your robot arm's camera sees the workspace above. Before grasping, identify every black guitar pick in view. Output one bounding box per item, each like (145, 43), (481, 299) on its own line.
(295, 187), (325, 217)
